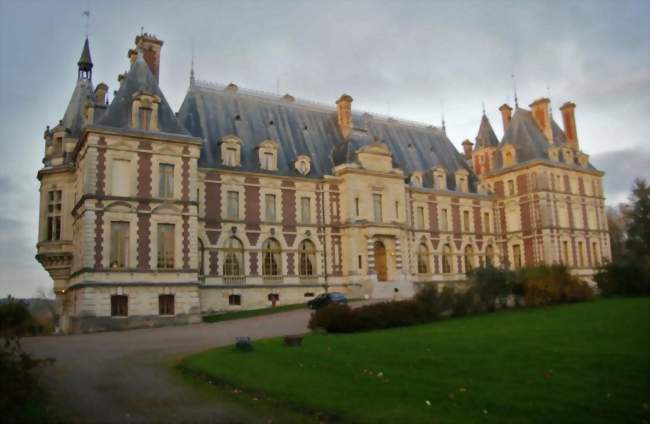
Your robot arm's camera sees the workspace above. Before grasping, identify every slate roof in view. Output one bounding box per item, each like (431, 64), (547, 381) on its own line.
(491, 108), (597, 171)
(78, 38), (93, 70)
(177, 81), (475, 190)
(95, 51), (190, 137)
(474, 114), (499, 150)
(60, 78), (96, 139)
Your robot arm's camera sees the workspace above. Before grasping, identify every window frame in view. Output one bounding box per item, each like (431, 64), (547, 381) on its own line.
(158, 163), (175, 199)
(157, 223), (175, 269)
(158, 294), (175, 316)
(110, 295), (128, 317)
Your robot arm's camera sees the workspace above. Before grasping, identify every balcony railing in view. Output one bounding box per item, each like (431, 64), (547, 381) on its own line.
(223, 275), (246, 285)
(262, 275), (283, 284)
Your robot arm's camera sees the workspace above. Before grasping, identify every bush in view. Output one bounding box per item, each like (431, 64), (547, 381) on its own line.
(519, 265), (593, 307)
(595, 261), (650, 297)
(469, 265), (517, 311)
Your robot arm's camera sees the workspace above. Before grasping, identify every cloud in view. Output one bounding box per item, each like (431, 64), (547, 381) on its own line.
(591, 146), (650, 205)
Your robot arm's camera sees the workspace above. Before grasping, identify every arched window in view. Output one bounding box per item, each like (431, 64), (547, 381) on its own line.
(464, 245), (475, 272)
(262, 238), (281, 276)
(442, 244), (452, 274)
(485, 245), (495, 267)
(198, 239), (205, 276)
(298, 240), (316, 276)
(223, 237), (244, 276)
(417, 243), (429, 274)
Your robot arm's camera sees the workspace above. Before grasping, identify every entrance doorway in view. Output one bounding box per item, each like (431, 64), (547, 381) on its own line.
(374, 240), (388, 281)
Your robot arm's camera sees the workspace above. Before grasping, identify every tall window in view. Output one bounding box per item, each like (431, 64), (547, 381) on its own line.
(483, 212), (490, 233)
(46, 190), (62, 241)
(512, 244), (522, 269)
(440, 208), (448, 231)
(111, 159), (130, 197)
(265, 193), (277, 222)
(507, 180), (515, 196)
(442, 244), (452, 274)
(158, 294), (174, 315)
(224, 147), (238, 167)
(562, 241), (570, 265)
(298, 240), (316, 276)
(577, 242), (584, 267)
(395, 201), (400, 219)
(416, 207), (425, 229)
(463, 210), (470, 232)
(198, 239), (205, 276)
(372, 194), (383, 223)
(110, 222), (129, 269)
(157, 224), (175, 269)
(223, 237), (244, 276)
(262, 238), (281, 276)
(300, 197), (311, 224)
(227, 191), (239, 219)
(262, 152), (275, 170)
(355, 198), (360, 217)
(138, 106), (152, 130)
(464, 245), (475, 272)
(485, 245), (495, 266)
(159, 164), (174, 198)
(417, 244), (429, 274)
(111, 295), (128, 317)
(592, 242), (599, 267)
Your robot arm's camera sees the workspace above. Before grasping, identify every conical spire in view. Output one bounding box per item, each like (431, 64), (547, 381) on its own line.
(78, 38), (93, 80)
(474, 114), (499, 150)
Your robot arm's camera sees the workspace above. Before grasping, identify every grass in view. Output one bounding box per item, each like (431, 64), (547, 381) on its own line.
(202, 303), (307, 323)
(181, 298), (650, 424)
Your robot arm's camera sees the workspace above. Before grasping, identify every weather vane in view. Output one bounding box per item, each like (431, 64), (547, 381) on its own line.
(83, 9), (90, 37)
(511, 73), (519, 108)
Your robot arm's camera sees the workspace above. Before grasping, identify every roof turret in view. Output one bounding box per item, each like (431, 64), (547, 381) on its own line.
(474, 114), (499, 150)
(77, 38), (93, 80)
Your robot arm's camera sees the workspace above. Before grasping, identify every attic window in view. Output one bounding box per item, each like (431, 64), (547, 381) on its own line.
(269, 120), (274, 126)
(295, 155), (311, 175)
(220, 135), (242, 167)
(303, 125), (308, 131)
(235, 115), (241, 121)
(131, 92), (160, 131)
(258, 139), (279, 171)
(408, 143), (413, 149)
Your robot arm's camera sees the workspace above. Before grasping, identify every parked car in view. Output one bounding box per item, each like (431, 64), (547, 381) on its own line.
(307, 292), (348, 310)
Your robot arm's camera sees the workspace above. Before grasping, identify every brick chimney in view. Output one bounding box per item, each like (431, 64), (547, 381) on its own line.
(560, 102), (578, 150)
(336, 94), (353, 139)
(499, 103), (513, 133)
(461, 139), (473, 159)
(135, 33), (163, 82)
(529, 98), (552, 142)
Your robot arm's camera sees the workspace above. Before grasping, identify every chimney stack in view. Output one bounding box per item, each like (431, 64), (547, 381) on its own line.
(529, 98), (552, 142)
(135, 33), (163, 82)
(560, 102), (578, 150)
(461, 139), (473, 160)
(128, 48), (138, 65)
(336, 94), (353, 139)
(499, 103), (513, 133)
(95, 83), (108, 106)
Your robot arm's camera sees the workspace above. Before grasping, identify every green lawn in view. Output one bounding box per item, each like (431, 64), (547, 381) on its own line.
(202, 303), (307, 323)
(182, 298), (650, 424)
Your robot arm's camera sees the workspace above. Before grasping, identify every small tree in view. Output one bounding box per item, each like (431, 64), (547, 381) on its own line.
(625, 178), (650, 263)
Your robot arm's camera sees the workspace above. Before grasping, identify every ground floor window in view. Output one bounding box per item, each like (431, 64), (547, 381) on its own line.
(268, 293), (280, 302)
(228, 294), (241, 305)
(111, 295), (128, 317)
(158, 294), (175, 315)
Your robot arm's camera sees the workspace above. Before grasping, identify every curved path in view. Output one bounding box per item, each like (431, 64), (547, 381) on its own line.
(23, 308), (316, 423)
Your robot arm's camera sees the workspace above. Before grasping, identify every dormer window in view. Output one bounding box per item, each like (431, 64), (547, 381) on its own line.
(131, 91), (160, 131)
(257, 139), (279, 171)
(220, 135), (242, 167)
(577, 152), (589, 168)
(563, 148), (574, 164)
(455, 169), (470, 192)
(502, 145), (516, 167)
(548, 147), (560, 162)
(432, 167), (447, 190)
(410, 172), (423, 187)
(294, 155), (311, 175)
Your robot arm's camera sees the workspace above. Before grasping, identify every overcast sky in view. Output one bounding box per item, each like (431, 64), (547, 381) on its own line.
(0, 0), (648, 298)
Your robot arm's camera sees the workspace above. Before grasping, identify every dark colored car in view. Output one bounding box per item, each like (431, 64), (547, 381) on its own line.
(307, 292), (348, 310)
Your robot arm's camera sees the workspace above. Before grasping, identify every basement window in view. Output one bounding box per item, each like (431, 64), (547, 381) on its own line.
(111, 295), (128, 317)
(228, 294), (241, 306)
(158, 294), (175, 315)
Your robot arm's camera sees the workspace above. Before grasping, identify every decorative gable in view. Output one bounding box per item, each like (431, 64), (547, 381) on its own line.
(294, 155), (311, 175)
(410, 171), (423, 187)
(257, 139), (279, 171)
(432, 166), (447, 190)
(455, 169), (470, 192)
(130, 91), (161, 131)
(220, 135), (242, 167)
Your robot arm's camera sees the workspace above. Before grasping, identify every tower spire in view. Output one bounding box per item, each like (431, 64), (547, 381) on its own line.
(441, 100), (446, 135)
(189, 40), (195, 86)
(77, 37), (93, 81)
(511, 74), (519, 108)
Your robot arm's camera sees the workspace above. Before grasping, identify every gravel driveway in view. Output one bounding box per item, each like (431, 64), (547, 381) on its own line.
(23, 308), (315, 423)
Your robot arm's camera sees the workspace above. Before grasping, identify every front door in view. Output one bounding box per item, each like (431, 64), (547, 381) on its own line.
(374, 241), (388, 282)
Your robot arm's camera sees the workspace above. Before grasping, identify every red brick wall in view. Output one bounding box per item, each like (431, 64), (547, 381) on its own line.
(96, 138), (107, 195)
(204, 172), (221, 228)
(94, 206), (104, 269)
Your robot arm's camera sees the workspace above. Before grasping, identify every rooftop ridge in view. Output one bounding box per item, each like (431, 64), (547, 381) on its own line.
(192, 79), (443, 133)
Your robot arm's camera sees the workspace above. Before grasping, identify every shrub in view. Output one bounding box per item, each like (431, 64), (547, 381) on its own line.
(519, 265), (592, 307)
(469, 266), (517, 311)
(595, 261), (650, 297)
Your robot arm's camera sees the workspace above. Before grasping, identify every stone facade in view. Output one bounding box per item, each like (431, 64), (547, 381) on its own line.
(36, 34), (611, 333)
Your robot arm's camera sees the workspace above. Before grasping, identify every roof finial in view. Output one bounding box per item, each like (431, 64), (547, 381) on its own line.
(440, 99), (446, 135)
(546, 83), (553, 117)
(482, 101), (486, 116)
(190, 39), (195, 86)
(82, 9), (90, 38)
(511, 73), (519, 109)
